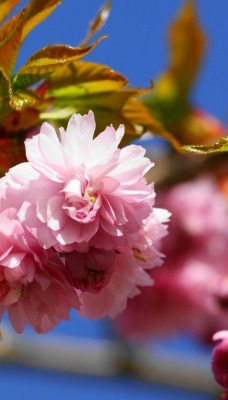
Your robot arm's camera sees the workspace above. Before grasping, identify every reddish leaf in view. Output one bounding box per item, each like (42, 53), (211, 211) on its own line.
(16, 36), (107, 80)
(22, 0), (63, 41)
(0, 0), (21, 25)
(0, 10), (24, 76)
(168, 0), (206, 93)
(81, 0), (111, 45)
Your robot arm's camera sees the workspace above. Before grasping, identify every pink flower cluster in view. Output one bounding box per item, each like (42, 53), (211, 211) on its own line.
(116, 176), (228, 341)
(0, 111), (169, 333)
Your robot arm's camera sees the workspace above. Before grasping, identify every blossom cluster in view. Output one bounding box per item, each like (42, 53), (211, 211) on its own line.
(116, 176), (228, 341)
(0, 111), (169, 333)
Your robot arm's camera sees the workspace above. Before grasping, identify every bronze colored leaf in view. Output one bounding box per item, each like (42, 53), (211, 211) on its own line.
(182, 137), (228, 154)
(16, 36), (106, 80)
(80, 0), (111, 46)
(123, 96), (181, 149)
(168, 0), (205, 93)
(143, 1), (208, 148)
(0, 10), (24, 76)
(47, 60), (127, 88)
(0, 14), (18, 45)
(22, 0), (63, 41)
(0, 0), (21, 24)
(0, 0), (62, 46)
(41, 59), (177, 147)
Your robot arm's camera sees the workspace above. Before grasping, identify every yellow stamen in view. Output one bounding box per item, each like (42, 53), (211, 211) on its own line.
(135, 255), (147, 262)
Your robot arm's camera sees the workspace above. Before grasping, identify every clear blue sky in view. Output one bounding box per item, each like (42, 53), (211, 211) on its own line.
(15, 0), (228, 124)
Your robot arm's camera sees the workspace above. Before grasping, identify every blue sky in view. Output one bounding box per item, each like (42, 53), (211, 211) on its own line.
(15, 0), (228, 124)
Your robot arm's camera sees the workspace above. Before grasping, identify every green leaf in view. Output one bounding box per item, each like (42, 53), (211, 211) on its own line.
(10, 89), (37, 110)
(0, 10), (24, 76)
(41, 60), (175, 145)
(80, 0), (111, 46)
(0, 67), (10, 98)
(13, 36), (107, 88)
(0, 67), (12, 122)
(123, 96), (182, 149)
(0, 67), (37, 112)
(0, 0), (21, 25)
(182, 137), (228, 154)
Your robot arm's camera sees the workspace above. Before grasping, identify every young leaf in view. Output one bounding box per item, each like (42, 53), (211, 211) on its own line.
(167, 0), (205, 93)
(46, 60), (127, 88)
(14, 36), (106, 87)
(10, 89), (37, 110)
(123, 96), (181, 149)
(182, 137), (228, 154)
(80, 0), (111, 46)
(22, 0), (63, 41)
(0, 14), (18, 46)
(0, 67), (12, 123)
(0, 0), (21, 25)
(0, 68), (36, 113)
(0, 10), (24, 76)
(143, 0), (209, 148)
(0, 67), (11, 99)
(41, 60), (176, 146)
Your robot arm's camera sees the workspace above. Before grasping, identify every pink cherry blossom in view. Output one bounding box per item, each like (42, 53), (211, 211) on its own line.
(0, 112), (170, 329)
(3, 111), (154, 252)
(0, 209), (79, 333)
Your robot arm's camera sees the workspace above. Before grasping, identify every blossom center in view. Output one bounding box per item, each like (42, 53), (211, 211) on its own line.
(62, 177), (101, 223)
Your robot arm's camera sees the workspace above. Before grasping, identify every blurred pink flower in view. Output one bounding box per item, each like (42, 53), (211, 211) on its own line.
(0, 209), (79, 333)
(212, 331), (228, 398)
(4, 111), (154, 252)
(116, 176), (228, 341)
